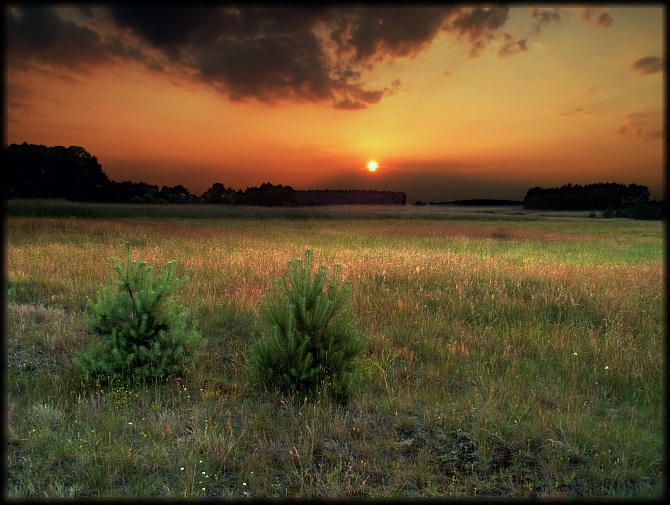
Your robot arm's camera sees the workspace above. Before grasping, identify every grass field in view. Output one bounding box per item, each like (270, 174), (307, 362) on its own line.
(4, 200), (664, 497)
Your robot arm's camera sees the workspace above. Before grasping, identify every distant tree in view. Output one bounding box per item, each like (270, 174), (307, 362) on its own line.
(6, 143), (110, 201)
(108, 180), (159, 203)
(523, 182), (653, 212)
(159, 184), (196, 204)
(622, 184), (651, 207)
(241, 183), (298, 206)
(201, 182), (236, 204)
(614, 199), (664, 220)
(141, 193), (155, 204)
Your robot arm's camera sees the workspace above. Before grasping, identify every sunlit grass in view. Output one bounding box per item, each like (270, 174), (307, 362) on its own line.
(5, 204), (663, 497)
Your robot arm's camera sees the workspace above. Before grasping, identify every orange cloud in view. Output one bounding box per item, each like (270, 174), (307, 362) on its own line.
(616, 111), (663, 141)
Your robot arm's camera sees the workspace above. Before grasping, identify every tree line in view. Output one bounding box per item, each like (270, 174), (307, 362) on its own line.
(523, 182), (663, 219)
(4, 143), (406, 206)
(4, 143), (663, 218)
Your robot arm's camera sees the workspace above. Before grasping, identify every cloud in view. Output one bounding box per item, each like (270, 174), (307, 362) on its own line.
(6, 6), (541, 109)
(497, 34), (527, 58)
(443, 6), (509, 58)
(337, 7), (452, 63)
(7, 7), (113, 70)
(530, 7), (561, 33)
(615, 111), (663, 141)
(631, 56), (662, 76)
(445, 6), (509, 42)
(333, 99), (367, 111)
(580, 8), (613, 28)
(194, 33), (334, 103)
(558, 107), (595, 117)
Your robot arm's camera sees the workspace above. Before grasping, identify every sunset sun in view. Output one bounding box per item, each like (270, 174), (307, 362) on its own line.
(367, 160), (378, 172)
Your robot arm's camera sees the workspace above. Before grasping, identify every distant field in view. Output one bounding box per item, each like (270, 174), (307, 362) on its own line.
(5, 201), (664, 497)
(5, 197), (599, 219)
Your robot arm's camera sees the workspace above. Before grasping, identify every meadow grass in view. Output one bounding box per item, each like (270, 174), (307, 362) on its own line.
(5, 202), (664, 497)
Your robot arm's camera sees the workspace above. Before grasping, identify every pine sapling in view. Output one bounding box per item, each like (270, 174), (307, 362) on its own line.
(248, 249), (368, 401)
(74, 242), (204, 383)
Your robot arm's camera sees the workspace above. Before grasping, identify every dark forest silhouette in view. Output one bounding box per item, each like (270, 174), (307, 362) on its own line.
(522, 183), (663, 219)
(5, 143), (406, 206)
(4, 143), (663, 218)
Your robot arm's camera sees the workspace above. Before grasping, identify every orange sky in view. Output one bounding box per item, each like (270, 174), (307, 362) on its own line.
(6, 6), (664, 202)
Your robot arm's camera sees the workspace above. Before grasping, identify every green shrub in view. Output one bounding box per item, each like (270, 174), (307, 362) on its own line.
(74, 243), (204, 383)
(247, 250), (368, 401)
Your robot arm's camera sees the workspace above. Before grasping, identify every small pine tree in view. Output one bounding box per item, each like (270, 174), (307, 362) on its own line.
(74, 243), (204, 383)
(247, 250), (368, 401)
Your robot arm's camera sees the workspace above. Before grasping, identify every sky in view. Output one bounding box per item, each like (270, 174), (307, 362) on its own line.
(6, 5), (665, 203)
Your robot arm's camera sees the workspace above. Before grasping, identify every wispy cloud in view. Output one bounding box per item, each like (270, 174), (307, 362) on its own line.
(558, 107), (595, 118)
(616, 111), (663, 141)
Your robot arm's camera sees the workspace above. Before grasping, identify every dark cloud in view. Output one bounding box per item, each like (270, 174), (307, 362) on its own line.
(497, 34), (527, 58)
(7, 7), (112, 70)
(444, 6), (509, 58)
(7, 6), (540, 109)
(110, 7), (227, 49)
(194, 33), (333, 103)
(445, 6), (509, 42)
(333, 98), (368, 111)
(530, 7), (561, 33)
(339, 7), (452, 62)
(581, 8), (614, 28)
(632, 56), (662, 76)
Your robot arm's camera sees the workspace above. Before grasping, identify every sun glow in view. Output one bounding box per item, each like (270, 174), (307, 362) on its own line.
(367, 160), (378, 172)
